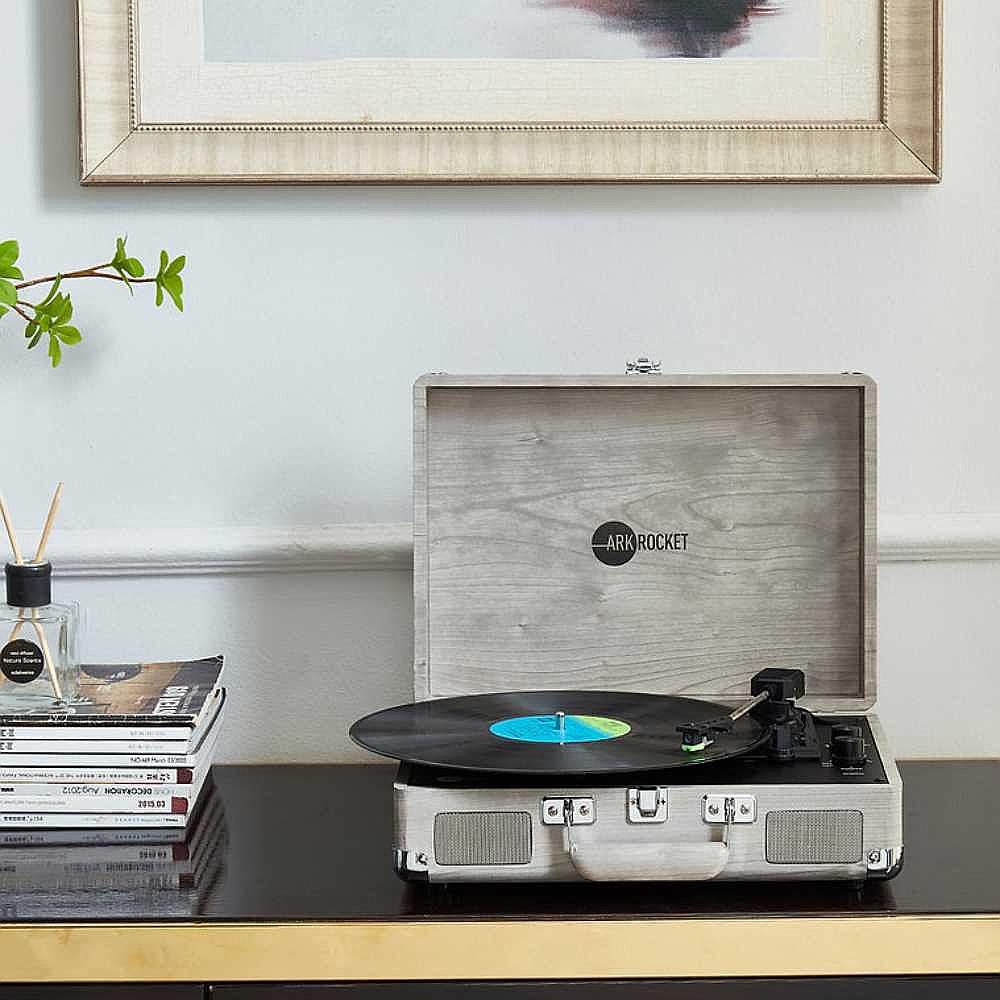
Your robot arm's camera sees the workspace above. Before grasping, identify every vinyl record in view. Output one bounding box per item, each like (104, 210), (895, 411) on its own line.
(349, 690), (768, 775)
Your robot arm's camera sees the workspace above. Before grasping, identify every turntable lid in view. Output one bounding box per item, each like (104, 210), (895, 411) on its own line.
(414, 374), (876, 712)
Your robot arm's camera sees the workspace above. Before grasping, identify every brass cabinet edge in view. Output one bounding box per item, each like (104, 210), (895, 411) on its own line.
(0, 915), (998, 983)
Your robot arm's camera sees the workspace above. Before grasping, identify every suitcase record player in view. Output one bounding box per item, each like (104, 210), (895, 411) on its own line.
(351, 372), (902, 884)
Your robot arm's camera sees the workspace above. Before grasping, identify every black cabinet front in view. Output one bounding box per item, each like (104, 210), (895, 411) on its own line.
(210, 977), (1000, 1000)
(3, 987), (204, 1000)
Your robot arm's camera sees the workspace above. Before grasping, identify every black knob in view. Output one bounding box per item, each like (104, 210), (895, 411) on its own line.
(831, 723), (861, 741)
(831, 725), (865, 768)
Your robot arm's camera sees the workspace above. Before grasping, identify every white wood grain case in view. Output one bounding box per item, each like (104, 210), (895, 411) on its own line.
(413, 373), (877, 712)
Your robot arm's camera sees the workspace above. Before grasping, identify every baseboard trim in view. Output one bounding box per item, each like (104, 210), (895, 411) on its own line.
(41, 515), (1000, 578)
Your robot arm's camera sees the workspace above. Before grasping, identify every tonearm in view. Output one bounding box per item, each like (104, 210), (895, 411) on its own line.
(677, 668), (816, 761)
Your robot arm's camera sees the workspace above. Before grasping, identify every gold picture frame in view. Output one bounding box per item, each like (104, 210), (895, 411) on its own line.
(77, 0), (941, 184)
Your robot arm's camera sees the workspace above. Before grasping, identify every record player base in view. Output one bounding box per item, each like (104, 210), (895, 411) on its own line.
(394, 715), (902, 884)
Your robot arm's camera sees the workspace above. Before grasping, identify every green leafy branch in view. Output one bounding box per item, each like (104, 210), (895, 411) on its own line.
(0, 237), (186, 367)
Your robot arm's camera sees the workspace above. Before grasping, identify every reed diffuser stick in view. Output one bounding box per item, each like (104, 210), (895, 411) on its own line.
(0, 494), (23, 565)
(30, 611), (64, 704)
(7, 612), (26, 645)
(32, 482), (63, 564)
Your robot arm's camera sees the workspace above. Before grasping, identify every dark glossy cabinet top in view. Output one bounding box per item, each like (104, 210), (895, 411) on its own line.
(1, 761), (998, 923)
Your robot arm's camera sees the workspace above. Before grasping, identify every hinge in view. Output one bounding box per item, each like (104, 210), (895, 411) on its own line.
(626, 357), (661, 375)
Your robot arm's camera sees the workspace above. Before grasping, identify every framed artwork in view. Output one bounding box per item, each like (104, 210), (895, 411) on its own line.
(77, 0), (941, 183)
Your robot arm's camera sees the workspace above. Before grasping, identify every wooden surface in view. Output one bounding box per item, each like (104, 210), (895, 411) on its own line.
(77, 0), (941, 182)
(0, 761), (998, 985)
(416, 377), (874, 710)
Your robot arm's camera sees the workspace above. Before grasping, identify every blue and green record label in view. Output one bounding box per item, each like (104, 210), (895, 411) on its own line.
(489, 714), (631, 744)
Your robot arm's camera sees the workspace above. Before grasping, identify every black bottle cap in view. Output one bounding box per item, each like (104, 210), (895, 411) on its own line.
(5, 562), (52, 608)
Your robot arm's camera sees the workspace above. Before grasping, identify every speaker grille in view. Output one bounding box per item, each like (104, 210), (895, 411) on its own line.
(433, 811), (532, 866)
(766, 809), (863, 864)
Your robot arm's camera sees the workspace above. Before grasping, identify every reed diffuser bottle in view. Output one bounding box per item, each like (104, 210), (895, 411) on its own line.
(0, 485), (81, 712)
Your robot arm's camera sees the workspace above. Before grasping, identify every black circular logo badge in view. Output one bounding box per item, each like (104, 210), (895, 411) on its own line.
(591, 521), (637, 566)
(1, 639), (45, 684)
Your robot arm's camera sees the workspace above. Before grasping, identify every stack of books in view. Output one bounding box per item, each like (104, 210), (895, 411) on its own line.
(0, 655), (225, 830)
(0, 776), (229, 919)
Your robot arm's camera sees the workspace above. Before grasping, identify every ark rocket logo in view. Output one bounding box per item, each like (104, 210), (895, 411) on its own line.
(591, 521), (689, 566)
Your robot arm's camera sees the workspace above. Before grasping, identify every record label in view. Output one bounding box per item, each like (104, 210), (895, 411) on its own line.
(490, 714), (630, 744)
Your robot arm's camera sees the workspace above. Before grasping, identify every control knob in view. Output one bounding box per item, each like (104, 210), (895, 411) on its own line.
(830, 724), (866, 768)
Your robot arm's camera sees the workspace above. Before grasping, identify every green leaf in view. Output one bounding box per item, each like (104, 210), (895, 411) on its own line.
(0, 265), (23, 281)
(37, 275), (62, 309)
(56, 295), (73, 325)
(48, 334), (62, 367)
(166, 255), (186, 277)
(114, 266), (135, 295)
(27, 327), (42, 349)
(161, 273), (183, 312)
(159, 250), (169, 274)
(0, 279), (15, 307)
(123, 257), (144, 278)
(0, 241), (18, 270)
(36, 291), (62, 319)
(24, 320), (38, 339)
(113, 236), (127, 265)
(0, 305), (7, 318)
(55, 325), (81, 345)
(155, 283), (164, 307)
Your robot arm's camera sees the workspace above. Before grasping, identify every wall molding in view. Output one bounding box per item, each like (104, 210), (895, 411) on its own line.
(878, 514), (1000, 563)
(48, 524), (414, 577)
(39, 515), (1000, 578)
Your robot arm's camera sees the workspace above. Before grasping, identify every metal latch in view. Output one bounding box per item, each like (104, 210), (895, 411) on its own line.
(866, 848), (895, 873)
(703, 794), (756, 824)
(627, 786), (668, 823)
(542, 797), (595, 826)
(626, 357), (661, 375)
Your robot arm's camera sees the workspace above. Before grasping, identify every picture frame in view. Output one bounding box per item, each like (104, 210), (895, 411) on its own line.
(77, 0), (941, 184)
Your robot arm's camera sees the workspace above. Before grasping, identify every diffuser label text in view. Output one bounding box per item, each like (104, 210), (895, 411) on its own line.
(0, 639), (45, 685)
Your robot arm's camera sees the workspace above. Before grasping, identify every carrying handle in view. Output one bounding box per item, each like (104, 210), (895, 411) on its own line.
(563, 821), (730, 882)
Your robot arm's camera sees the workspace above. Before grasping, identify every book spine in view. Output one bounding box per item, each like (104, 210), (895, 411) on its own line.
(0, 827), (187, 846)
(0, 724), (194, 741)
(0, 752), (201, 767)
(0, 738), (194, 754)
(0, 812), (188, 828)
(0, 768), (193, 784)
(0, 790), (191, 814)
(0, 781), (195, 797)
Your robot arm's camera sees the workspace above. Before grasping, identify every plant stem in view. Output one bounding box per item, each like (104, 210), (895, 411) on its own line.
(60, 272), (157, 284)
(16, 265), (158, 291)
(11, 304), (33, 323)
(15, 263), (111, 289)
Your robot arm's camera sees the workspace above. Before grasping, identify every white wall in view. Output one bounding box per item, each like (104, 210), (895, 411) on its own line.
(1, 1), (998, 761)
